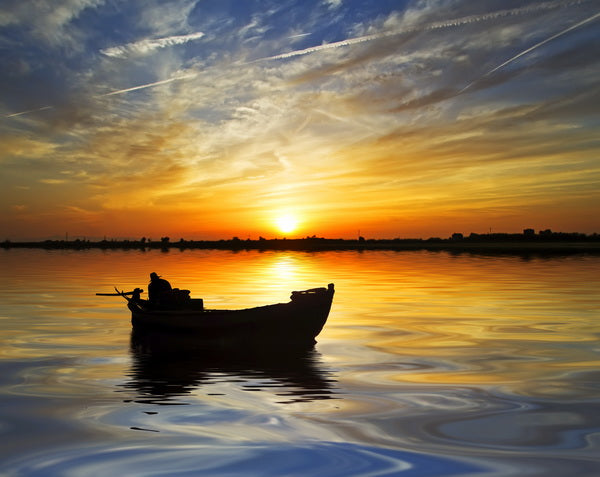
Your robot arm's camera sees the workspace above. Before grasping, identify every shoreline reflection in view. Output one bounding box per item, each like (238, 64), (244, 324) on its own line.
(123, 330), (339, 405)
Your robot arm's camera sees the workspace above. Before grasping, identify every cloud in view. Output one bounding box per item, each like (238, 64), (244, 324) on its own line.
(383, 8), (600, 114)
(322, 0), (343, 10)
(2, 0), (598, 239)
(39, 179), (67, 185)
(0, 135), (58, 159)
(254, 0), (593, 63)
(460, 10), (600, 93)
(136, 0), (200, 37)
(0, 0), (104, 48)
(100, 32), (205, 58)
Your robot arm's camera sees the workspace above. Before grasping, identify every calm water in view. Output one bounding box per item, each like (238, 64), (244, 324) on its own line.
(0, 248), (598, 476)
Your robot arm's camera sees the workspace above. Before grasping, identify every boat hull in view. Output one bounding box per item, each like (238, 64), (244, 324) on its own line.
(128, 284), (334, 343)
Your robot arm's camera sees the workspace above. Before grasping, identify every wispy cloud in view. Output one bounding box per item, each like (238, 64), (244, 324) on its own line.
(100, 32), (205, 58)
(5, 0), (592, 118)
(2, 74), (198, 118)
(2, 0), (598, 239)
(39, 178), (67, 185)
(460, 10), (600, 93)
(322, 0), (343, 10)
(389, 5), (600, 112)
(255, 0), (593, 62)
(0, 0), (103, 49)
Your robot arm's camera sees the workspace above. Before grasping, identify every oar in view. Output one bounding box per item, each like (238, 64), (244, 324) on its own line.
(96, 288), (143, 309)
(96, 290), (138, 296)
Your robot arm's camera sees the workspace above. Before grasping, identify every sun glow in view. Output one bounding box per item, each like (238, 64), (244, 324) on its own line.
(275, 214), (298, 235)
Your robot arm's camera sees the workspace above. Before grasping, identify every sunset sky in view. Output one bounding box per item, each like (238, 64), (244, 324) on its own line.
(1, 0), (599, 240)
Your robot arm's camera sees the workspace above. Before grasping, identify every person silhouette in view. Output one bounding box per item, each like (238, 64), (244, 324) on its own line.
(148, 272), (172, 305)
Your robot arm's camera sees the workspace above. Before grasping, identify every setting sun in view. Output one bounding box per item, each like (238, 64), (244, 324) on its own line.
(1, 0), (598, 242)
(275, 214), (298, 235)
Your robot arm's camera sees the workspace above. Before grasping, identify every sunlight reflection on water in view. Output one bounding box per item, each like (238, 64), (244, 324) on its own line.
(0, 248), (599, 476)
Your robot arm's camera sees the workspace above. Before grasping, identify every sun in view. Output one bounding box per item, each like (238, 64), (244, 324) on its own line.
(275, 214), (298, 234)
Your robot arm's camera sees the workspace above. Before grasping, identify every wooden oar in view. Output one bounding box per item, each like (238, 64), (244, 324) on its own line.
(96, 290), (138, 296)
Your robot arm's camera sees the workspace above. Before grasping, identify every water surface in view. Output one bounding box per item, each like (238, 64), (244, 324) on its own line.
(0, 249), (598, 476)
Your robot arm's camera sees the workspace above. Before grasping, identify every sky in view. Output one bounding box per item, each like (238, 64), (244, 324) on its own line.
(1, 0), (599, 240)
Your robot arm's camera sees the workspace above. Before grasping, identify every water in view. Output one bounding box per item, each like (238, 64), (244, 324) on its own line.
(0, 248), (598, 476)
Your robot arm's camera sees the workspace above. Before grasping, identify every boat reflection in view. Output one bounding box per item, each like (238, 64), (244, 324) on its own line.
(123, 330), (339, 405)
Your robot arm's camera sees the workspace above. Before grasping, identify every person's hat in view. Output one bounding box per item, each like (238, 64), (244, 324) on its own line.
(150, 272), (160, 279)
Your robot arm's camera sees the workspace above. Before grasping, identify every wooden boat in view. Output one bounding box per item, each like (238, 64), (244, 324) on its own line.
(108, 283), (335, 343)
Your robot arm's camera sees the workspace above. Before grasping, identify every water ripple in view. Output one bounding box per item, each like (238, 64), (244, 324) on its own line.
(2, 441), (485, 477)
(1, 250), (599, 476)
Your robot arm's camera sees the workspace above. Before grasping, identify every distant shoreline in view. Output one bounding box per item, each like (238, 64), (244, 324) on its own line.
(3, 233), (600, 255)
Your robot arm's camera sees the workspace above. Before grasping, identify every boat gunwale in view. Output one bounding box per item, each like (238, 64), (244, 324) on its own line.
(128, 283), (334, 317)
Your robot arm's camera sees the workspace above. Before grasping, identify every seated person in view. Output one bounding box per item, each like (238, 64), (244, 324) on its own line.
(148, 272), (172, 305)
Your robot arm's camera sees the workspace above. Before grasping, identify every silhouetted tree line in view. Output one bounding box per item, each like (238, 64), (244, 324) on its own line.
(2, 229), (599, 254)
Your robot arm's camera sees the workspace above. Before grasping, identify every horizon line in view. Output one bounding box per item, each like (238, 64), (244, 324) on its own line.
(3, 229), (599, 244)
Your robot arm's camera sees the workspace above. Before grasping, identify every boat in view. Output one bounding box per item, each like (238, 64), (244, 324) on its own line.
(105, 283), (335, 343)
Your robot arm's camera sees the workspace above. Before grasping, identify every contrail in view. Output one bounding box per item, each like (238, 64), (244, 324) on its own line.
(253, 0), (592, 62)
(3, 0), (593, 118)
(101, 32), (205, 58)
(255, 32), (388, 62)
(485, 11), (599, 76)
(3, 105), (53, 118)
(459, 10), (600, 93)
(100, 73), (197, 96)
(2, 74), (197, 118)
(288, 33), (312, 39)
